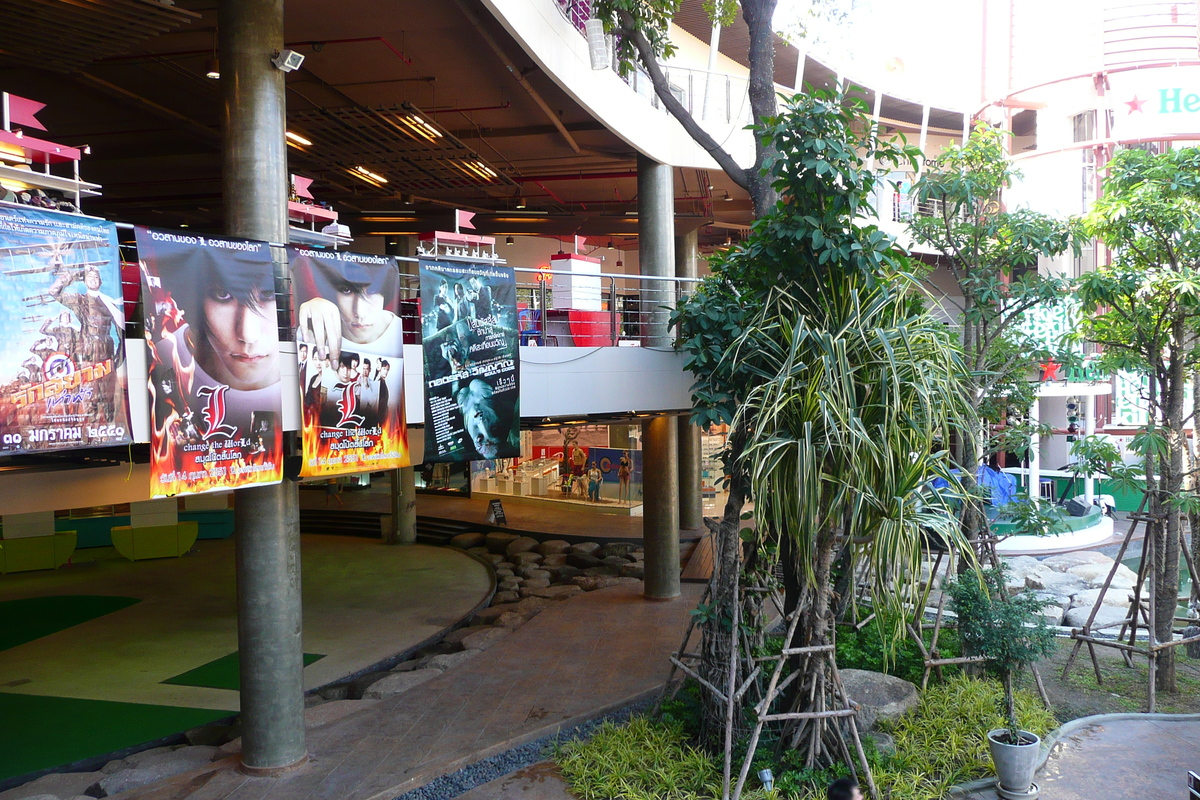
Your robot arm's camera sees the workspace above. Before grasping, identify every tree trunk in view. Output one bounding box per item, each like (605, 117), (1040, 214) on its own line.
(698, 425), (749, 752)
(1157, 336), (1185, 693)
(740, 0), (780, 217)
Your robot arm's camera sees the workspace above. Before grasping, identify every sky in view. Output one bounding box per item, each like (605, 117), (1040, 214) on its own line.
(775, 0), (984, 110)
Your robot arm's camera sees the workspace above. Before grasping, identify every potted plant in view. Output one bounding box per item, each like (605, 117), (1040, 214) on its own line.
(947, 567), (1055, 800)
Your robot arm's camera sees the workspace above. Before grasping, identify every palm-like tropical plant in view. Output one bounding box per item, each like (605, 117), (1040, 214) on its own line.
(738, 266), (974, 767)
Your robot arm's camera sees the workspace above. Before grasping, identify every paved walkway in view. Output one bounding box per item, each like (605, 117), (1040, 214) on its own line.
(122, 582), (703, 800)
(960, 716), (1200, 800)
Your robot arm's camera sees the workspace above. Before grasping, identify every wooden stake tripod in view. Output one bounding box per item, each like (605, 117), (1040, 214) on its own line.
(1061, 496), (1200, 711)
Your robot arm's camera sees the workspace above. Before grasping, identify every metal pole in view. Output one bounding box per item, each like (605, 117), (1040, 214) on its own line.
(609, 276), (618, 346)
(539, 278), (547, 346)
(221, 0), (307, 774)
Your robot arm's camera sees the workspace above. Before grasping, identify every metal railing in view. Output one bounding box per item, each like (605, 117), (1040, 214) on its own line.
(393, 265), (700, 348)
(871, 171), (949, 224)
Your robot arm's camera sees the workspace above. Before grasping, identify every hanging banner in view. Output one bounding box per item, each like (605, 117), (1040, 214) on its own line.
(0, 205), (131, 454)
(289, 246), (409, 476)
(419, 258), (519, 462)
(136, 227), (283, 496)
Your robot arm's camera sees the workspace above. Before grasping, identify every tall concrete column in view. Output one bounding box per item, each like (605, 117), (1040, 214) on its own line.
(221, 0), (306, 774)
(383, 238), (418, 545)
(637, 155), (675, 347)
(675, 230), (703, 531)
(642, 415), (680, 600)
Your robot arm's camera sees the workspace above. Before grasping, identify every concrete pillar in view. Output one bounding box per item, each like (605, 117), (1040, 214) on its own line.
(675, 230), (703, 531)
(642, 415), (681, 600)
(382, 235), (419, 544)
(386, 465), (418, 544)
(220, 0), (307, 774)
(637, 155), (675, 347)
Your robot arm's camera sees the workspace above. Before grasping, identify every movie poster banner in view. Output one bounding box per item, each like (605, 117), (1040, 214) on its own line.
(0, 205), (131, 454)
(419, 259), (519, 462)
(289, 246), (409, 476)
(136, 227), (283, 496)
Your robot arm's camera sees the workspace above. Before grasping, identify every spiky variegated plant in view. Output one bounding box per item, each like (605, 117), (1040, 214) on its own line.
(737, 269), (974, 767)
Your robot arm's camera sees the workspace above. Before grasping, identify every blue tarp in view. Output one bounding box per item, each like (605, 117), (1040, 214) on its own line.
(929, 465), (1018, 507)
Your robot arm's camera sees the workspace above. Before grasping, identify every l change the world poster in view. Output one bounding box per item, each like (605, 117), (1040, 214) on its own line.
(290, 246), (409, 476)
(0, 205), (131, 454)
(136, 227), (283, 496)
(419, 259), (519, 462)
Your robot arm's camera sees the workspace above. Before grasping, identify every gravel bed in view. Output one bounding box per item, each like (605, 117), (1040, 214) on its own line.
(392, 697), (655, 800)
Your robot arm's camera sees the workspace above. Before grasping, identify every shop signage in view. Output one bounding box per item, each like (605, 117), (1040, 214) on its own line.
(1109, 65), (1200, 140)
(289, 246), (410, 477)
(0, 205), (132, 454)
(136, 227), (283, 496)
(419, 257), (520, 462)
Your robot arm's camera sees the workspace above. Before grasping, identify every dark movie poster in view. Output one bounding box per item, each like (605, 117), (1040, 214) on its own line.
(419, 259), (519, 462)
(0, 205), (131, 454)
(289, 246), (410, 476)
(136, 227), (283, 496)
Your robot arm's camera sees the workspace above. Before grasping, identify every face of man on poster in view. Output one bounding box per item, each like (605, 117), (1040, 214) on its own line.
(296, 263), (400, 363)
(197, 283), (279, 391)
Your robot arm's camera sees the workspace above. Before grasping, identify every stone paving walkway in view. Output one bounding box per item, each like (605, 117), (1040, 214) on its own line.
(120, 581), (702, 800)
(959, 716), (1200, 800)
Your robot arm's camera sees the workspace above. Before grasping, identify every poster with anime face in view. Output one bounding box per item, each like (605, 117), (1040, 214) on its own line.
(289, 246), (409, 476)
(136, 226), (282, 496)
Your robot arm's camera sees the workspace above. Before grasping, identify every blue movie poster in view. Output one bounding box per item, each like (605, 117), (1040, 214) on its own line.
(0, 205), (131, 454)
(419, 259), (519, 462)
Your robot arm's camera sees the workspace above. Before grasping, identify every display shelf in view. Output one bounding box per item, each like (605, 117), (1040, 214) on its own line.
(0, 163), (101, 198)
(288, 200), (338, 224)
(288, 224), (352, 249)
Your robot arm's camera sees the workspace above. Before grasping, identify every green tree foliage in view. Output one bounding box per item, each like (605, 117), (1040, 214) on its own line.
(946, 569), (1055, 741)
(907, 123), (1080, 541)
(1075, 146), (1200, 694)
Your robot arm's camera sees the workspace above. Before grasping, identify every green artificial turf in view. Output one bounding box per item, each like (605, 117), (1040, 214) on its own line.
(162, 651), (325, 691)
(0, 692), (232, 782)
(0, 595), (140, 653)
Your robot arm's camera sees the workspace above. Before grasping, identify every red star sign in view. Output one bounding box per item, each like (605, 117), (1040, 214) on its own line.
(1125, 95), (1146, 114)
(1040, 361), (1062, 381)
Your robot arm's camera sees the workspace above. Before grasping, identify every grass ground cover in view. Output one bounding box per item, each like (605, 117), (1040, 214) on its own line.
(0, 595), (139, 652)
(0, 692), (231, 782)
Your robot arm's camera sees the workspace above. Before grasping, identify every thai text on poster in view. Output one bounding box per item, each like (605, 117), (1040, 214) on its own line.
(419, 259), (519, 462)
(290, 246), (409, 476)
(0, 205), (131, 454)
(136, 227), (283, 496)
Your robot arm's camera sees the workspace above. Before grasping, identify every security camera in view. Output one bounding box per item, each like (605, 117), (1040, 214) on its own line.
(272, 49), (305, 73)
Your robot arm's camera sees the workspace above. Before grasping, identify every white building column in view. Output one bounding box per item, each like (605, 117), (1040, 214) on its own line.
(1084, 393), (1096, 504)
(1028, 396), (1041, 500)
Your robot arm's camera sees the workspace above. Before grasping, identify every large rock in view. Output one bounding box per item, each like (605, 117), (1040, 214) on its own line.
(572, 575), (641, 591)
(520, 568), (551, 582)
(568, 542), (602, 556)
(839, 669), (919, 731)
(510, 596), (554, 616)
(474, 605), (511, 623)
(516, 564), (548, 579)
(506, 536), (540, 557)
(541, 553), (569, 567)
(602, 555), (633, 569)
(486, 531), (520, 554)
(491, 590), (519, 605)
(1024, 570), (1087, 597)
(444, 625), (494, 646)
(1065, 604), (1129, 630)
(620, 563), (646, 579)
(523, 584), (584, 601)
(511, 552), (544, 566)
(0, 770), (105, 800)
(583, 566), (621, 577)
(467, 546), (490, 557)
(1042, 551), (1112, 572)
(536, 540), (571, 556)
(498, 578), (520, 592)
(494, 611), (528, 628)
(519, 580), (552, 595)
(1002, 556), (1053, 593)
(1031, 591), (1068, 626)
(450, 532), (487, 550)
(544, 565), (582, 582)
(422, 650), (481, 671)
(1071, 587), (1135, 610)
(601, 542), (637, 559)
(1069, 562), (1139, 589)
(494, 568), (514, 580)
(461, 626), (511, 650)
(362, 669), (441, 699)
(91, 746), (219, 797)
(567, 552), (603, 569)
(481, 553), (505, 566)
